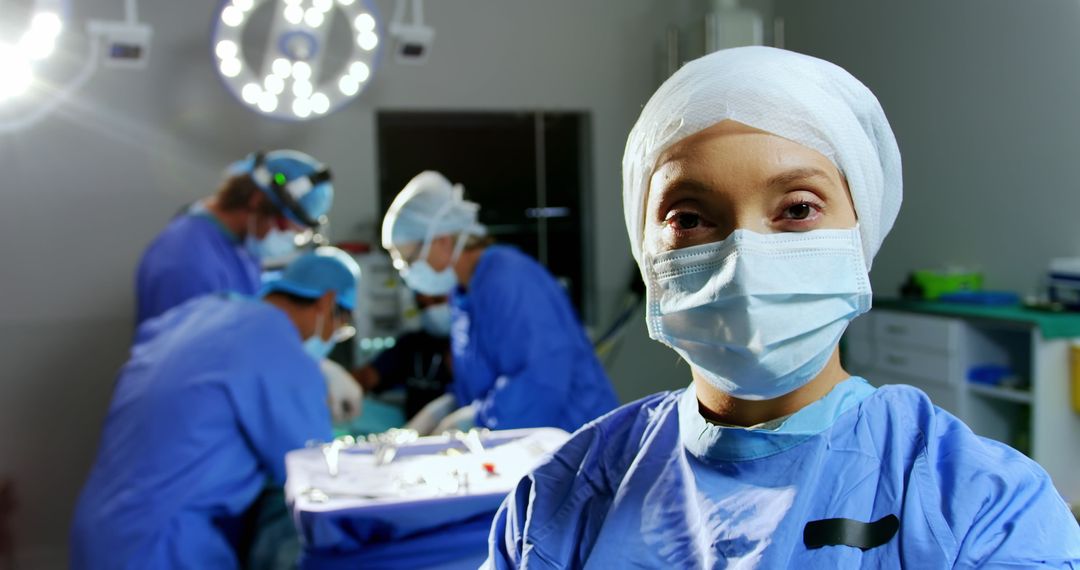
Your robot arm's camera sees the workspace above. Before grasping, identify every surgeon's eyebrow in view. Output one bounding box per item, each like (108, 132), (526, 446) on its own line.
(766, 167), (833, 188)
(657, 177), (711, 198)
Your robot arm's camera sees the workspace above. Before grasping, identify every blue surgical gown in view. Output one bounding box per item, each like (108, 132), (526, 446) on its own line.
(135, 209), (261, 325)
(486, 378), (1080, 568)
(450, 246), (617, 432)
(71, 294), (332, 569)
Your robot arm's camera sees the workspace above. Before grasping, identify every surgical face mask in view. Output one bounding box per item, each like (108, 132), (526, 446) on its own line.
(644, 227), (872, 400)
(303, 313), (335, 361)
(245, 216), (298, 260)
(401, 232), (467, 296)
(404, 261), (458, 296)
(420, 303), (453, 337)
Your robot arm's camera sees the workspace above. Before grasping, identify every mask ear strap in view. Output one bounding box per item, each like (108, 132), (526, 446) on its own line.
(417, 198), (457, 260)
(449, 230), (470, 265)
(312, 308), (325, 341)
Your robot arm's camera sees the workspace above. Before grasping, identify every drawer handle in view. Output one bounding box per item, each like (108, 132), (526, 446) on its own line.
(885, 355), (907, 366)
(884, 325), (907, 335)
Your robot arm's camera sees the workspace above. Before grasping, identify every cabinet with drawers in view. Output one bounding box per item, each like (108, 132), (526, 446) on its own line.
(843, 305), (1080, 504)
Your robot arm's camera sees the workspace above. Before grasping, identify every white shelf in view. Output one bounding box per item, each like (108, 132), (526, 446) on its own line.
(967, 383), (1033, 404)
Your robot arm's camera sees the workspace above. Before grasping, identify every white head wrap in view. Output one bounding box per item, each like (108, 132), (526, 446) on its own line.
(622, 46), (902, 272)
(381, 170), (485, 250)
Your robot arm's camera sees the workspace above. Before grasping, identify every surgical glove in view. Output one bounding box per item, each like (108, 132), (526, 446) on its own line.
(404, 393), (457, 436)
(433, 405), (476, 435)
(321, 359), (363, 424)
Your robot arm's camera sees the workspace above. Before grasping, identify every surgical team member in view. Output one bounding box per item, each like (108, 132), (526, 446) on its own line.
(71, 247), (360, 569)
(353, 292), (455, 420)
(134, 149), (334, 325)
(381, 172), (618, 433)
(486, 47), (1080, 568)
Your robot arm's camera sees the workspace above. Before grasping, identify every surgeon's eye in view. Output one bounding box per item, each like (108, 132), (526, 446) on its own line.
(774, 192), (825, 229)
(785, 203), (813, 220)
(671, 212), (701, 230)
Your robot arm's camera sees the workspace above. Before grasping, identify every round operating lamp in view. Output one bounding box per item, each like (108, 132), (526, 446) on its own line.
(211, 0), (381, 121)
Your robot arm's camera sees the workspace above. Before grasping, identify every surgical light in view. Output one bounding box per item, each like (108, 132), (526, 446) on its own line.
(0, 4), (64, 106)
(293, 79), (313, 98)
(311, 92), (329, 114)
(292, 60), (312, 81)
(338, 75), (358, 96)
(0, 0), (153, 133)
(354, 14), (375, 31)
(258, 92), (278, 112)
(271, 57), (291, 77)
(292, 97), (312, 118)
(304, 9), (325, 29)
(357, 31), (378, 51)
(0, 44), (33, 101)
(348, 60), (369, 81)
(220, 57), (242, 77)
(264, 74), (285, 94)
(221, 6), (245, 27)
(215, 40), (238, 60)
(241, 82), (262, 103)
(212, 0), (381, 121)
(284, 5), (303, 25)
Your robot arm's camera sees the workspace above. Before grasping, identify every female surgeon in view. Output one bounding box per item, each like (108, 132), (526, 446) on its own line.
(381, 172), (618, 434)
(485, 47), (1080, 568)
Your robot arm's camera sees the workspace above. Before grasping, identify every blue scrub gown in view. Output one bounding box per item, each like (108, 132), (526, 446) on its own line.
(135, 207), (261, 325)
(450, 246), (617, 432)
(486, 378), (1080, 568)
(70, 294), (332, 569)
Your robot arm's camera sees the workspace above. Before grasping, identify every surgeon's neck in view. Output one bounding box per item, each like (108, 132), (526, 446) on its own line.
(693, 347), (850, 427)
(204, 196), (250, 238)
(264, 294), (314, 338)
(454, 247), (486, 290)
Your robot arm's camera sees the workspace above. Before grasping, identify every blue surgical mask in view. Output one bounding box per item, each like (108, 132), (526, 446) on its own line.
(303, 313), (335, 360)
(403, 260), (457, 296)
(420, 303), (453, 337)
(246, 220), (298, 260)
(644, 227), (871, 400)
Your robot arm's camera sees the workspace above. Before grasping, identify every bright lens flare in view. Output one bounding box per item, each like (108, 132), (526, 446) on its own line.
(0, 44), (33, 100)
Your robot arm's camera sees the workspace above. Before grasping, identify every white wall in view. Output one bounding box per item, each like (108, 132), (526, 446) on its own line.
(775, 0), (1080, 297)
(0, 0), (696, 562)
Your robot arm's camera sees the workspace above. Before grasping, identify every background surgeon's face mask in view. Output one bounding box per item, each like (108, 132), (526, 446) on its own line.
(246, 219), (298, 260)
(401, 231), (467, 296)
(420, 303), (453, 337)
(403, 260), (458, 296)
(645, 227), (872, 400)
(303, 313), (335, 361)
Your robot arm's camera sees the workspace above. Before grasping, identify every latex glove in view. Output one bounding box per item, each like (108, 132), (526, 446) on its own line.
(404, 393), (457, 436)
(321, 359), (363, 425)
(432, 405), (476, 435)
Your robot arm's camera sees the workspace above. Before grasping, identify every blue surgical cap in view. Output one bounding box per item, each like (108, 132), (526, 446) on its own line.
(260, 247), (361, 311)
(381, 171), (485, 250)
(228, 149), (334, 228)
